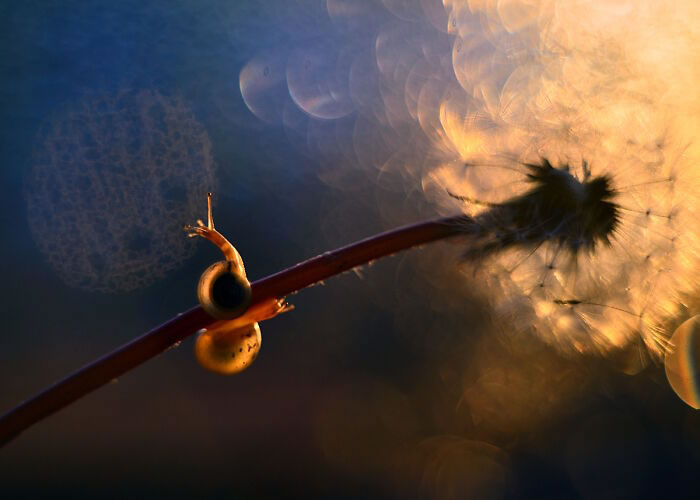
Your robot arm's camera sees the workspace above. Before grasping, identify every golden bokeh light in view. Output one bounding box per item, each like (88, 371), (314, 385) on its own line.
(425, 0), (700, 357)
(665, 315), (700, 409)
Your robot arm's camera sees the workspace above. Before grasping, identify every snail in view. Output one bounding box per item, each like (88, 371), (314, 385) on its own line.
(185, 193), (292, 374)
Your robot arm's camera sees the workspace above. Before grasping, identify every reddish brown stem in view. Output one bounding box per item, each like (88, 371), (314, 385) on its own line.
(0, 215), (467, 446)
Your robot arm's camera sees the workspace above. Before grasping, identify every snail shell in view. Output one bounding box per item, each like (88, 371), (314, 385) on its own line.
(197, 260), (252, 320)
(195, 322), (262, 375)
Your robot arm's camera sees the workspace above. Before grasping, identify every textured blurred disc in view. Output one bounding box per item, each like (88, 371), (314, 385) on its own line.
(25, 89), (215, 293)
(496, 0), (541, 34)
(326, 0), (380, 35)
(665, 315), (700, 409)
(420, 0), (450, 33)
(381, 0), (424, 22)
(239, 50), (289, 124)
(287, 44), (355, 120)
(394, 436), (512, 499)
(315, 378), (418, 481)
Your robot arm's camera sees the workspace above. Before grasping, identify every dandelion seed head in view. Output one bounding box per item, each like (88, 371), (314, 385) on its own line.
(412, 0), (700, 357)
(455, 159), (620, 259)
(437, 146), (700, 356)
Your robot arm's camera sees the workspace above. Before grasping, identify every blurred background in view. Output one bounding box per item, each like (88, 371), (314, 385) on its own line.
(1, 0), (699, 498)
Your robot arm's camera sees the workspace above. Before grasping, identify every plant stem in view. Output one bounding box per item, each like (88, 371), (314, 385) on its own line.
(0, 215), (467, 446)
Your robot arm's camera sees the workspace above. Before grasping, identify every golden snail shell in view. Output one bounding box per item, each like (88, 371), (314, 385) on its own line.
(197, 260), (252, 320)
(194, 322), (262, 375)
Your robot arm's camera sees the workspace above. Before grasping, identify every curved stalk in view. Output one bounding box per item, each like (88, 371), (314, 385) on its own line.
(0, 215), (467, 446)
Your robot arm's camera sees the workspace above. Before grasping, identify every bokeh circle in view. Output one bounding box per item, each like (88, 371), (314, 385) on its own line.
(25, 89), (216, 292)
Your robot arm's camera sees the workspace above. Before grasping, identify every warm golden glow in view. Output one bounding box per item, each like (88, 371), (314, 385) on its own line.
(426, 0), (700, 356)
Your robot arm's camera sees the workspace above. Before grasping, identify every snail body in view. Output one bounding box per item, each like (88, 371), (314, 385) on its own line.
(186, 193), (291, 374)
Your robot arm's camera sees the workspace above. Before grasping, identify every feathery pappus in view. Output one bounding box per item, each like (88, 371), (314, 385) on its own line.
(437, 149), (699, 357)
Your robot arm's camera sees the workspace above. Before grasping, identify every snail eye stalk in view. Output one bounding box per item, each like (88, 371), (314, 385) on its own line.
(184, 192), (252, 320)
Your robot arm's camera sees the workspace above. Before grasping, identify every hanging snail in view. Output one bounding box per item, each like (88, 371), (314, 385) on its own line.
(185, 193), (292, 374)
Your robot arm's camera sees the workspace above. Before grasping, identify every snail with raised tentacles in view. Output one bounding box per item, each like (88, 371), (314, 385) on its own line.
(184, 193), (292, 374)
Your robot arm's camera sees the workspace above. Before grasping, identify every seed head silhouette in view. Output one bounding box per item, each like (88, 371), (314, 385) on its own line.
(442, 148), (696, 357)
(452, 158), (618, 259)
